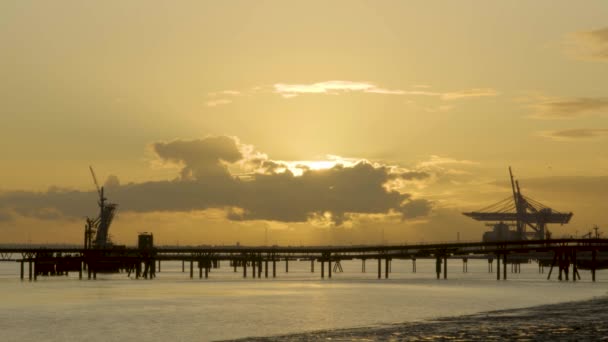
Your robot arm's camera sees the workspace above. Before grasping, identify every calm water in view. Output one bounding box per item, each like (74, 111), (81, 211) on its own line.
(0, 259), (606, 341)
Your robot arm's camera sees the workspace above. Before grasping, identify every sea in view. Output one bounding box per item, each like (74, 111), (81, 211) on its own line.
(0, 258), (606, 341)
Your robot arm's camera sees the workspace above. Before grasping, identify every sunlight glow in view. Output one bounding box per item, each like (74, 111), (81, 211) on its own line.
(276, 157), (359, 176)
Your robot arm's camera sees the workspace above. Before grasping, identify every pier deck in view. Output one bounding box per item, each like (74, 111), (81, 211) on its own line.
(1, 238), (607, 282)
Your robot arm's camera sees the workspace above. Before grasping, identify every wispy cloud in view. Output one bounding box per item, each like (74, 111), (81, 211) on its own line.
(208, 90), (241, 97)
(273, 81), (405, 97)
(441, 88), (499, 100)
(402, 90), (439, 97)
(206, 99), (232, 107)
(565, 27), (608, 62)
(274, 81), (498, 100)
(527, 96), (608, 119)
(206, 81), (499, 106)
(417, 155), (478, 169)
(206, 89), (244, 107)
(539, 128), (608, 141)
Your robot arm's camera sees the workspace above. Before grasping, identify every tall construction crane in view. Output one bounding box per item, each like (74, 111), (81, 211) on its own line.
(84, 166), (118, 248)
(463, 167), (573, 241)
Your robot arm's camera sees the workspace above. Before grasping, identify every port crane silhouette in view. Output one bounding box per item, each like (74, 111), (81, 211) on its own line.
(84, 166), (117, 248)
(463, 167), (573, 240)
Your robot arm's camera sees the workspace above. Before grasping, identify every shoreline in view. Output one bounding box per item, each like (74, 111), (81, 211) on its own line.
(227, 295), (608, 341)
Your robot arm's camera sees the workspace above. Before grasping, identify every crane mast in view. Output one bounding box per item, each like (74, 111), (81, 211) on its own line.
(84, 167), (117, 249)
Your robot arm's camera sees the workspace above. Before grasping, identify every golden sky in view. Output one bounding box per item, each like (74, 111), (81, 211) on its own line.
(1, 1), (607, 245)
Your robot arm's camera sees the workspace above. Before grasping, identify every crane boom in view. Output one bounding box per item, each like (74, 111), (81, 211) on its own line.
(509, 166), (518, 209)
(89, 166), (102, 196)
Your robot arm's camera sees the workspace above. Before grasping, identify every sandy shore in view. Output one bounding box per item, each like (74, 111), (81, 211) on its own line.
(228, 295), (608, 341)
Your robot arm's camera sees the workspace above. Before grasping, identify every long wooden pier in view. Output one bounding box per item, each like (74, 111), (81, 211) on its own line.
(1, 238), (607, 282)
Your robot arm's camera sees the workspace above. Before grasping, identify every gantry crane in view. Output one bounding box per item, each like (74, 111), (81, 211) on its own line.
(84, 166), (117, 248)
(463, 167), (573, 241)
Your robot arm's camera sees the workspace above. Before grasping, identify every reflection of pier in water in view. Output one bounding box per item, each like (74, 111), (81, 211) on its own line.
(1, 238), (608, 282)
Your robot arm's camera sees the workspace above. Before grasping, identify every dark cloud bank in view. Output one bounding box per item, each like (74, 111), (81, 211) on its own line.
(544, 128), (608, 140)
(532, 97), (608, 119)
(0, 136), (431, 225)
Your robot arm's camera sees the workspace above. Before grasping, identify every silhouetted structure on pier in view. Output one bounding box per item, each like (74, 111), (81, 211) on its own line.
(1, 238), (607, 283)
(463, 167), (573, 241)
(84, 167), (117, 249)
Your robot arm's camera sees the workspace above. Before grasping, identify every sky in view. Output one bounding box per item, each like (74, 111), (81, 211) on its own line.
(1, 1), (607, 245)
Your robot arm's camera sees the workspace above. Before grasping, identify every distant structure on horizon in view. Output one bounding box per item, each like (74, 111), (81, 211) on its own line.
(84, 166), (118, 249)
(463, 167), (573, 242)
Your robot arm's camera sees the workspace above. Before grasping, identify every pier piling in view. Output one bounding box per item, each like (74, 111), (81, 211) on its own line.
(385, 258), (389, 279)
(503, 254), (507, 280)
(592, 250), (597, 282)
(436, 257), (441, 279)
(572, 250), (577, 282)
(321, 260), (325, 279)
(496, 254), (500, 280)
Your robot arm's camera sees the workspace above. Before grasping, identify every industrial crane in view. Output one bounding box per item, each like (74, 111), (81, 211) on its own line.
(84, 166), (117, 248)
(463, 167), (573, 241)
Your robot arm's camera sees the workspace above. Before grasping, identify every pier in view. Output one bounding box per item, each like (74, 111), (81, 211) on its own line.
(2, 238), (608, 282)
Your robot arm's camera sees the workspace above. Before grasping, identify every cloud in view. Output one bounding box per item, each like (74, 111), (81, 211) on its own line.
(0, 209), (14, 222)
(539, 128), (608, 141)
(566, 27), (608, 61)
(440, 88), (498, 100)
(0, 188), (97, 220)
(528, 97), (608, 119)
(273, 81), (498, 101)
(273, 81), (405, 98)
(522, 176), (608, 199)
(152, 136), (242, 180)
(206, 99), (232, 107)
(402, 90), (440, 96)
(207, 90), (242, 97)
(205, 90), (245, 107)
(204, 81), (497, 102)
(417, 155), (478, 169)
(0, 136), (432, 226)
